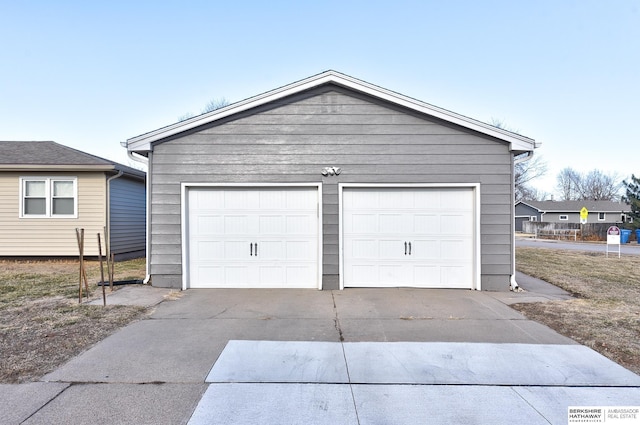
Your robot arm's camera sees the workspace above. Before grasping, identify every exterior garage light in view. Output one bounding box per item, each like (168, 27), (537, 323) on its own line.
(321, 167), (341, 176)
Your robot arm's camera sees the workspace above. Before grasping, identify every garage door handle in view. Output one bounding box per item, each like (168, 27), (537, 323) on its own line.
(404, 242), (407, 255)
(250, 243), (253, 256)
(408, 242), (412, 255)
(255, 243), (258, 256)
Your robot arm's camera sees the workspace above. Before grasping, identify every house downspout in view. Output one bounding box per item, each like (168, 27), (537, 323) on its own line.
(511, 151), (534, 291)
(106, 170), (124, 264)
(127, 149), (151, 285)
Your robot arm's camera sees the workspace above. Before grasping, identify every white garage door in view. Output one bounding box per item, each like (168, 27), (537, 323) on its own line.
(187, 187), (319, 288)
(342, 187), (476, 288)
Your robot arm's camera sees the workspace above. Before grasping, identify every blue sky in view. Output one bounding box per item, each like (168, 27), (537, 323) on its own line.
(2, 1), (638, 196)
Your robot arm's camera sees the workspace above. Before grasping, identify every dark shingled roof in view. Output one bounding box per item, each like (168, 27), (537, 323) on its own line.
(0, 141), (145, 178)
(519, 200), (630, 212)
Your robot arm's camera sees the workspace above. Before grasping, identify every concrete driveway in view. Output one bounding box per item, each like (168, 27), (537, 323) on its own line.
(2, 283), (639, 424)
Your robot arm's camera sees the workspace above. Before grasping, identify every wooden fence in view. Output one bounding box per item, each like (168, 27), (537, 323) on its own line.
(522, 221), (636, 241)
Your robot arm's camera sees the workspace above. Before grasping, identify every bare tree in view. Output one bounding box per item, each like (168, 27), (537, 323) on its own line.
(581, 170), (622, 201)
(202, 97), (229, 113)
(556, 167), (581, 200)
(490, 119), (547, 201)
(514, 155), (548, 200)
(178, 97), (230, 122)
(555, 167), (622, 201)
(517, 184), (549, 202)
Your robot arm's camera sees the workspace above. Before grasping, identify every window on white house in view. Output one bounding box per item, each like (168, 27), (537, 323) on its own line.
(21, 177), (77, 218)
(23, 180), (46, 215)
(52, 180), (75, 214)
(530, 216), (537, 222)
(598, 212), (606, 221)
(559, 215), (568, 221)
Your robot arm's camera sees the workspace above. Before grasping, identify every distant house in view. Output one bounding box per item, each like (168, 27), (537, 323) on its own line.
(515, 200), (631, 231)
(0, 141), (146, 259)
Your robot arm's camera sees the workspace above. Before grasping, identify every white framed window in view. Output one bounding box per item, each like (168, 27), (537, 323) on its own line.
(20, 177), (77, 218)
(559, 214), (569, 221)
(530, 216), (538, 222)
(597, 212), (605, 221)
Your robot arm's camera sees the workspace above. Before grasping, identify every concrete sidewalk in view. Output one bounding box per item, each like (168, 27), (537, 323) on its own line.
(2, 280), (639, 424)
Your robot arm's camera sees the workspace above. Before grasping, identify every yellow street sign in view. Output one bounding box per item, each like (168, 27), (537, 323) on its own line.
(580, 207), (589, 220)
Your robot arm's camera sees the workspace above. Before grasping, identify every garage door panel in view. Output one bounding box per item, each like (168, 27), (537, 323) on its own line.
(193, 240), (224, 258)
(440, 189), (472, 209)
(414, 191), (440, 208)
(380, 265), (407, 284)
(188, 187), (319, 288)
(193, 190), (223, 209)
(441, 265), (470, 285)
(381, 190), (413, 208)
(258, 215), (285, 234)
(286, 240), (313, 259)
(286, 215), (315, 234)
(379, 214), (408, 233)
(441, 240), (473, 260)
(260, 191), (285, 208)
(411, 240), (439, 259)
(349, 190), (378, 208)
(196, 215), (224, 234)
(414, 214), (439, 234)
(258, 266), (285, 285)
(257, 241), (284, 259)
(286, 267), (314, 285)
(414, 266), (440, 286)
(224, 215), (257, 234)
(196, 266), (225, 287)
(286, 189), (317, 208)
(351, 264), (378, 285)
(343, 187), (475, 289)
(379, 240), (405, 258)
(348, 239), (378, 258)
(236, 190), (263, 208)
(348, 214), (377, 233)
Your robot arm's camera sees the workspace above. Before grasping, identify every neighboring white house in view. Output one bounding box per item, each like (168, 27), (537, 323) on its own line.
(0, 141), (146, 259)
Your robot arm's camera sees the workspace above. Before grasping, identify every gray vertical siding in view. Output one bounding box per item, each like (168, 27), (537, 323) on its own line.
(109, 176), (146, 258)
(148, 85), (514, 290)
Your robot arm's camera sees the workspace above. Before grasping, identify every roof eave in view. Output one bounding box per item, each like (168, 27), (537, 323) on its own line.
(0, 164), (116, 172)
(127, 70), (537, 153)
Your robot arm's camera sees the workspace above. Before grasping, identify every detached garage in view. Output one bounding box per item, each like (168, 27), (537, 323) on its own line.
(126, 70), (538, 291)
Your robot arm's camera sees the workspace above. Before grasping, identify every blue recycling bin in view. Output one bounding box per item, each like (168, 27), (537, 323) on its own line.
(621, 229), (632, 244)
(636, 229), (640, 244)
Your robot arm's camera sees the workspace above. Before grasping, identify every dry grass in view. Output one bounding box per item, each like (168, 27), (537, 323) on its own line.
(0, 259), (148, 383)
(515, 247), (640, 374)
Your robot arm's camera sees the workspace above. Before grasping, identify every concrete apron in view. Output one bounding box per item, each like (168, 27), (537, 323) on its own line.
(14, 288), (640, 424)
(192, 340), (640, 425)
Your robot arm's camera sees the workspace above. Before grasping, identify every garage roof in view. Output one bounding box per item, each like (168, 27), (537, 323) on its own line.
(126, 70), (538, 154)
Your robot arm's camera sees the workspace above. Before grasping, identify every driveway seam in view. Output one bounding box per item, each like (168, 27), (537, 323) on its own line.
(20, 382), (70, 424)
(333, 291), (361, 425)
